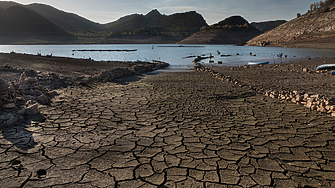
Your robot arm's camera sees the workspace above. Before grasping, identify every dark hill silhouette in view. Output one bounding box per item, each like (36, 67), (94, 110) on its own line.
(218, 15), (249, 26)
(105, 10), (208, 34)
(250, 20), (287, 32)
(0, 7), (5, 14)
(0, 1), (19, 9)
(145, 9), (162, 18)
(0, 6), (74, 43)
(104, 14), (139, 29)
(104, 10), (208, 43)
(179, 15), (262, 44)
(0, 2), (104, 32)
(26, 3), (104, 32)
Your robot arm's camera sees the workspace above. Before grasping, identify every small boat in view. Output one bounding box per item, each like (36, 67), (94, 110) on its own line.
(316, 64), (335, 71)
(332, 71), (335, 75)
(217, 61), (223, 64)
(248, 61), (269, 65)
(209, 60), (214, 63)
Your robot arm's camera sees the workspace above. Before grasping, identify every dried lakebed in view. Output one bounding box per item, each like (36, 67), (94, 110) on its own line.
(1, 69), (335, 187)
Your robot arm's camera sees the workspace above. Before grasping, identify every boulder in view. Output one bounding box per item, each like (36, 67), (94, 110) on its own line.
(37, 94), (48, 104)
(25, 103), (39, 116)
(0, 78), (8, 91)
(3, 103), (16, 109)
(19, 72), (26, 84)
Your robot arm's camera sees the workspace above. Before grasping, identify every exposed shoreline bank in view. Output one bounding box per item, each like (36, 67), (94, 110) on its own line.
(0, 53), (169, 125)
(193, 56), (335, 116)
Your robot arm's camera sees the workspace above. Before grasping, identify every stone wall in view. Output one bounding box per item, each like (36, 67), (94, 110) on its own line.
(193, 61), (335, 116)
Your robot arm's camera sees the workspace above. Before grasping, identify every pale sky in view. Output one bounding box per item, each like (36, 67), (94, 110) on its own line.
(12, 0), (318, 24)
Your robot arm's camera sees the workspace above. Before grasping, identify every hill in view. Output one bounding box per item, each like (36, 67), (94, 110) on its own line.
(105, 9), (208, 33)
(0, 1), (20, 9)
(0, 2), (103, 32)
(250, 20), (287, 32)
(26, 3), (104, 32)
(0, 6), (74, 44)
(178, 16), (262, 45)
(246, 3), (335, 48)
(104, 10), (208, 43)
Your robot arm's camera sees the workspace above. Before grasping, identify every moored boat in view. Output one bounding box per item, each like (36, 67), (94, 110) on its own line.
(316, 64), (335, 71)
(248, 61), (269, 65)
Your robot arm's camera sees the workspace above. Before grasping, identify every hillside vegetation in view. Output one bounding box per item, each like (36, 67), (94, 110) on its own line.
(246, 1), (335, 48)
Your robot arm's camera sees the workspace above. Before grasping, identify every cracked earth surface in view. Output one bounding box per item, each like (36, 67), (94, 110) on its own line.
(1, 71), (335, 187)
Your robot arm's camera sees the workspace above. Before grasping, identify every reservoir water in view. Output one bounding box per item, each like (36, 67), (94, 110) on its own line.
(0, 44), (334, 70)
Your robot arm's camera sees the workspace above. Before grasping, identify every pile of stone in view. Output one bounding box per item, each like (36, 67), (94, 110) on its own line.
(0, 61), (169, 126)
(265, 90), (335, 115)
(0, 69), (62, 125)
(98, 61), (169, 82)
(193, 61), (335, 116)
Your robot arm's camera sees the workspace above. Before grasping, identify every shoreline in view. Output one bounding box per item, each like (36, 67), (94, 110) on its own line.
(0, 53), (169, 125)
(2, 52), (335, 125)
(1, 53), (335, 187)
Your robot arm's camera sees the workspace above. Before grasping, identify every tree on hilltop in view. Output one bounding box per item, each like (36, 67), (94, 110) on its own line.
(310, 0), (335, 11)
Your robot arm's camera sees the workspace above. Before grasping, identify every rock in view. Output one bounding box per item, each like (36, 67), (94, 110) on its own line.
(0, 78), (8, 85)
(37, 94), (48, 104)
(6, 115), (17, 125)
(25, 69), (37, 77)
(19, 72), (26, 84)
(296, 94), (302, 102)
(17, 109), (26, 116)
(0, 78), (8, 91)
(3, 103), (16, 109)
(46, 91), (58, 97)
(25, 103), (39, 116)
(0, 113), (17, 125)
(27, 77), (38, 84)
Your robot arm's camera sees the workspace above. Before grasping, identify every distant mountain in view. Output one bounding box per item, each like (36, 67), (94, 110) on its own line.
(179, 16), (262, 45)
(246, 3), (335, 48)
(0, 2), (103, 32)
(0, 6), (74, 43)
(0, 1), (20, 9)
(105, 9), (208, 34)
(26, 3), (104, 32)
(104, 9), (208, 44)
(104, 14), (139, 29)
(250, 20), (287, 32)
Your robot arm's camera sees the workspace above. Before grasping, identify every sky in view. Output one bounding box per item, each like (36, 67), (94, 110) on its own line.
(12, 0), (319, 24)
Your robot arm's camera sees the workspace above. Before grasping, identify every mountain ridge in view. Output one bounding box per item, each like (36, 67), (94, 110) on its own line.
(0, 1), (292, 45)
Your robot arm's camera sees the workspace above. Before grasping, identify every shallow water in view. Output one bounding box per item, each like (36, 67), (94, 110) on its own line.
(0, 44), (334, 70)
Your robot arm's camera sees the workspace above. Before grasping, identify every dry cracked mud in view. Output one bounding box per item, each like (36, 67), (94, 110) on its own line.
(1, 70), (335, 187)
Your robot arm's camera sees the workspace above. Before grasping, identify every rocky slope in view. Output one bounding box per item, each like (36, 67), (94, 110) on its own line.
(179, 16), (262, 45)
(246, 3), (335, 48)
